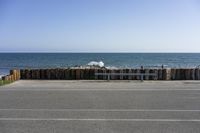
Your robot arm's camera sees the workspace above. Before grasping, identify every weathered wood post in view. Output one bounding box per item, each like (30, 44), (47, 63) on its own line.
(89, 69), (95, 80)
(102, 69), (107, 80)
(149, 69), (155, 80)
(162, 68), (171, 80)
(195, 68), (200, 80)
(190, 69), (195, 80)
(145, 69), (149, 80)
(75, 69), (81, 80)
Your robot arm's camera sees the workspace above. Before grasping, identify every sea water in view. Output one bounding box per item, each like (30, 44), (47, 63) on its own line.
(0, 53), (200, 75)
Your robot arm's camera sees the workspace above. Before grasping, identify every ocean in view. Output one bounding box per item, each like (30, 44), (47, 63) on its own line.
(0, 53), (200, 75)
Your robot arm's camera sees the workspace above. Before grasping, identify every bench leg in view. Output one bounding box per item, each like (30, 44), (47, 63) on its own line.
(107, 75), (110, 80)
(141, 75), (144, 82)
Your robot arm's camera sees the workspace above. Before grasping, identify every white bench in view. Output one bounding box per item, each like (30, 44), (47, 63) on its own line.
(95, 72), (157, 81)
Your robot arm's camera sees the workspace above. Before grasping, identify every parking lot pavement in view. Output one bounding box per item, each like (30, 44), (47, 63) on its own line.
(1, 80), (200, 133)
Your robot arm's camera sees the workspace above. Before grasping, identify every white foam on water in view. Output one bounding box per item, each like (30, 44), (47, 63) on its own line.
(87, 61), (104, 67)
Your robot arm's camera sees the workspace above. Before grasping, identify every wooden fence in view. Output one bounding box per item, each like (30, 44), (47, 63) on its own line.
(2, 70), (21, 81)
(18, 68), (200, 80)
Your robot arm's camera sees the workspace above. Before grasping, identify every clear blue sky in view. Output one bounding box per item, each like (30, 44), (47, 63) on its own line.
(0, 0), (200, 52)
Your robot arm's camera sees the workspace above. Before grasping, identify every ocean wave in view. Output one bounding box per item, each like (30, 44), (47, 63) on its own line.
(87, 61), (104, 67)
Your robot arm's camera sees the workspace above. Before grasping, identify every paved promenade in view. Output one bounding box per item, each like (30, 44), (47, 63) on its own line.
(1, 80), (200, 133)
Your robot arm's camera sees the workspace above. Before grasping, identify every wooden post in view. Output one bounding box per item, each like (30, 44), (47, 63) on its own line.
(163, 68), (171, 80)
(129, 69), (132, 80)
(185, 69), (189, 80)
(40, 69), (45, 79)
(153, 69), (158, 80)
(144, 69), (149, 80)
(70, 69), (75, 80)
(170, 69), (176, 80)
(195, 68), (200, 80)
(149, 69), (154, 80)
(110, 69), (115, 80)
(63, 69), (69, 80)
(89, 69), (95, 80)
(50, 69), (55, 79)
(75, 69), (81, 80)
(119, 69), (123, 80)
(20, 69), (23, 79)
(25, 69), (31, 79)
(103, 69), (107, 80)
(84, 69), (89, 80)
(180, 69), (185, 80)
(135, 69), (140, 80)
(190, 69), (195, 80)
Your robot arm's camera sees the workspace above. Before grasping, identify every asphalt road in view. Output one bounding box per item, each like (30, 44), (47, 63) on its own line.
(1, 80), (200, 133)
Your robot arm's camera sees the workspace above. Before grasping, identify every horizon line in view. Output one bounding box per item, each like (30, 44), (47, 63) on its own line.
(0, 51), (200, 54)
